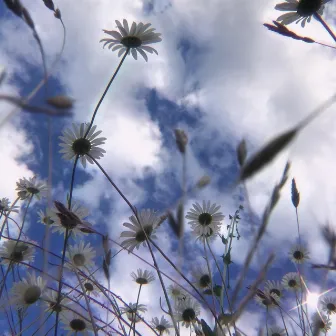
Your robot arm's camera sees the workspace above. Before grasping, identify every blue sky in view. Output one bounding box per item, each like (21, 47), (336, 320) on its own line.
(0, 0), (336, 335)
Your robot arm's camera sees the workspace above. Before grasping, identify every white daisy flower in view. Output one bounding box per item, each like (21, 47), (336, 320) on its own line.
(168, 284), (188, 303)
(10, 272), (46, 309)
(281, 272), (302, 292)
(81, 278), (100, 298)
(42, 289), (72, 317)
(289, 244), (310, 264)
(151, 316), (173, 335)
(175, 297), (200, 328)
(51, 200), (92, 237)
(264, 280), (284, 302)
(267, 325), (286, 336)
(66, 241), (96, 271)
(38, 208), (55, 226)
(320, 296), (336, 315)
(275, 0), (328, 27)
(191, 263), (212, 290)
(121, 303), (147, 323)
(120, 209), (160, 253)
(15, 176), (47, 200)
(254, 289), (278, 309)
(131, 269), (155, 285)
(0, 239), (35, 266)
(59, 123), (106, 168)
(60, 309), (93, 335)
(311, 312), (332, 332)
(185, 201), (224, 242)
(0, 198), (19, 214)
(100, 19), (162, 62)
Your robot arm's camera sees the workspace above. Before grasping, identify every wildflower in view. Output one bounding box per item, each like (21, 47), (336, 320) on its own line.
(175, 297), (200, 328)
(38, 208), (55, 226)
(42, 289), (72, 317)
(81, 278), (100, 298)
(0, 198), (19, 214)
(254, 290), (278, 309)
(311, 312), (332, 332)
(168, 284), (187, 302)
(131, 269), (155, 285)
(320, 296), (336, 315)
(10, 272), (46, 309)
(121, 303), (147, 323)
(275, 0), (327, 27)
(191, 264), (212, 290)
(66, 241), (96, 270)
(151, 316), (173, 334)
(185, 201), (224, 241)
(120, 209), (160, 253)
(0, 239), (34, 265)
(60, 309), (93, 335)
(281, 272), (301, 292)
(264, 280), (284, 302)
(268, 325), (286, 336)
(16, 176), (47, 200)
(51, 200), (92, 237)
(289, 244), (310, 264)
(59, 123), (106, 168)
(100, 19), (162, 62)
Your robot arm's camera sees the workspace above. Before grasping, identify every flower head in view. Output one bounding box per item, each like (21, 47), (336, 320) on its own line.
(311, 312), (332, 332)
(267, 325), (286, 336)
(131, 269), (155, 285)
(264, 280), (284, 302)
(60, 309), (93, 335)
(320, 296), (336, 315)
(151, 316), (173, 335)
(0, 239), (35, 266)
(66, 241), (96, 271)
(59, 123), (106, 168)
(38, 208), (55, 226)
(0, 198), (19, 214)
(168, 284), (188, 302)
(121, 303), (147, 323)
(254, 289), (278, 309)
(81, 278), (100, 298)
(281, 272), (302, 292)
(51, 200), (92, 237)
(16, 176), (47, 200)
(275, 0), (328, 27)
(289, 244), (310, 264)
(10, 272), (46, 309)
(175, 297), (200, 328)
(191, 263), (212, 290)
(100, 19), (162, 62)
(185, 201), (224, 242)
(42, 289), (72, 317)
(120, 209), (160, 253)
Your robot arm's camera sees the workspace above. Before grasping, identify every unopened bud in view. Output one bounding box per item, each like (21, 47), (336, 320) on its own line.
(196, 175), (211, 188)
(174, 129), (188, 154)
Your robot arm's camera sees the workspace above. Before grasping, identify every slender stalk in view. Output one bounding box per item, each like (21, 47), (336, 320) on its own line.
(84, 48), (130, 138)
(314, 13), (336, 43)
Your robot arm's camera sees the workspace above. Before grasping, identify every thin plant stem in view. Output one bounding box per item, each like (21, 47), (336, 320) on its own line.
(84, 48), (130, 138)
(314, 13), (336, 43)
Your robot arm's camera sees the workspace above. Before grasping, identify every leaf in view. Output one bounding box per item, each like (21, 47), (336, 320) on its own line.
(239, 127), (298, 182)
(201, 319), (216, 336)
(237, 139), (247, 166)
(42, 0), (55, 10)
(46, 95), (74, 109)
(176, 202), (184, 238)
(220, 235), (228, 245)
(22, 7), (35, 29)
(3, 0), (23, 17)
(222, 248), (233, 265)
(79, 227), (95, 234)
(105, 249), (112, 266)
(103, 259), (110, 280)
(167, 212), (178, 237)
